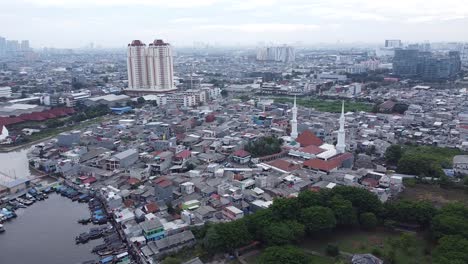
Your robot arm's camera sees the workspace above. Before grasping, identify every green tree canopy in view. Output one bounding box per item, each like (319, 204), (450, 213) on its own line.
(433, 235), (468, 264)
(385, 145), (403, 165)
(431, 203), (468, 239)
(330, 195), (358, 227)
(360, 212), (378, 230)
(300, 206), (336, 234)
(384, 200), (437, 227)
(332, 186), (383, 215)
(263, 220), (305, 246)
(258, 246), (310, 264)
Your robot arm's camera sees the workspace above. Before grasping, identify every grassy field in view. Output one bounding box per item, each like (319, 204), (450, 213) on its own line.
(399, 183), (468, 207)
(243, 250), (335, 264)
(273, 97), (374, 113)
(300, 229), (431, 264)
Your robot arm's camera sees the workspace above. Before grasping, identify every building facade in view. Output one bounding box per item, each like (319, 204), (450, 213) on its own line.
(126, 39), (176, 94)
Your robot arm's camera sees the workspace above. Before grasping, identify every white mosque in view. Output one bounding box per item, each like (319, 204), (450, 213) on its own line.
(286, 98), (353, 173)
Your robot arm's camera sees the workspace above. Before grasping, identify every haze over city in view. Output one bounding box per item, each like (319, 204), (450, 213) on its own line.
(2, 0), (468, 48)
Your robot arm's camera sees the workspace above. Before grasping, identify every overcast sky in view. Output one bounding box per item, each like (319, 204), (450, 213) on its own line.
(1, 0), (468, 48)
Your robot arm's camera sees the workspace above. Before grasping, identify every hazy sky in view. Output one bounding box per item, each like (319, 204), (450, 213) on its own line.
(1, 0), (468, 48)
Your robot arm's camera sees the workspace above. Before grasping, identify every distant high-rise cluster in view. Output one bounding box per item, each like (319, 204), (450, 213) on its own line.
(385, 39), (402, 48)
(257, 45), (295, 63)
(0, 36), (31, 57)
(126, 39), (176, 94)
(393, 49), (461, 81)
(461, 44), (468, 67)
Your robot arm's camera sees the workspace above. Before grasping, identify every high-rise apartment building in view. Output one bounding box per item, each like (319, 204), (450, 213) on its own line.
(20, 40), (30, 51)
(126, 39), (176, 95)
(0, 36), (5, 56)
(6, 40), (19, 53)
(257, 45), (295, 63)
(461, 44), (468, 67)
(385, 40), (402, 48)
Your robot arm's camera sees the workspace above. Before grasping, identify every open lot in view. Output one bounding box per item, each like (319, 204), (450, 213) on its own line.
(300, 229), (431, 264)
(399, 183), (468, 207)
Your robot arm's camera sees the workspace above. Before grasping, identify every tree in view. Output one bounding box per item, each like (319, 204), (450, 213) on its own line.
(326, 244), (340, 257)
(332, 186), (382, 215)
(384, 200), (436, 227)
(300, 206), (336, 234)
(263, 221), (305, 246)
(360, 212), (378, 230)
(245, 208), (274, 241)
(161, 257), (181, 264)
(270, 197), (301, 221)
(330, 195), (358, 227)
(221, 89), (228, 98)
(258, 246), (310, 264)
(399, 233), (417, 254)
(393, 103), (409, 114)
(298, 190), (324, 208)
(431, 203), (468, 239)
(432, 235), (468, 264)
(203, 226), (224, 254)
(385, 145), (403, 165)
(205, 220), (252, 253)
(137, 97), (146, 105)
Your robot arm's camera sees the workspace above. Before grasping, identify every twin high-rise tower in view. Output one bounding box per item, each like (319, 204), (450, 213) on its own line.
(126, 39), (176, 95)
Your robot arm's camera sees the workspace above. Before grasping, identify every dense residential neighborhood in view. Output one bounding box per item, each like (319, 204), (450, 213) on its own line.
(0, 37), (467, 264)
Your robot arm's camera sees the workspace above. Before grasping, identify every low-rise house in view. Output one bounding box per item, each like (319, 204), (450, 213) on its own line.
(222, 205), (244, 220)
(141, 218), (165, 241)
(145, 230), (196, 260)
(453, 155), (468, 176)
(232, 149), (251, 164)
(106, 149), (139, 170)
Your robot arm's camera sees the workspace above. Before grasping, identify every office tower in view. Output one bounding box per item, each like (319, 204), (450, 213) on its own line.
(126, 39), (176, 94)
(393, 49), (461, 81)
(0, 37), (5, 56)
(393, 49), (420, 76)
(385, 40), (402, 48)
(20, 40), (30, 51)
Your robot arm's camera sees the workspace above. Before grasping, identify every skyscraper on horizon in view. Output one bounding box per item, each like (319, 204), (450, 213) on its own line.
(126, 39), (176, 95)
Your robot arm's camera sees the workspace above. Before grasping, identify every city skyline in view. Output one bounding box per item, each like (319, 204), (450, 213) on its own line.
(1, 0), (468, 48)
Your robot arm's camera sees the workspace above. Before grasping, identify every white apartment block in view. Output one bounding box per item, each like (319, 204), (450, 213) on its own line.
(126, 39), (176, 93)
(0, 86), (12, 98)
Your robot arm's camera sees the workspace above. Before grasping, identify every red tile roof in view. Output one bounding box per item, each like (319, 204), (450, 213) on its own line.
(233, 149), (251, 158)
(296, 130), (323, 147)
(127, 177), (140, 185)
(268, 159), (301, 172)
(144, 202), (159, 213)
(299, 145), (325, 155)
(154, 177), (173, 188)
(303, 152), (353, 172)
(175, 150), (191, 159)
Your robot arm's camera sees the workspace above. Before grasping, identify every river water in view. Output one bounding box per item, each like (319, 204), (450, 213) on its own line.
(0, 193), (102, 264)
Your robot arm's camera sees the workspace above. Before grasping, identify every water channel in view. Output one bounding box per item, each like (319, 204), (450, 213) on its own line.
(0, 193), (102, 264)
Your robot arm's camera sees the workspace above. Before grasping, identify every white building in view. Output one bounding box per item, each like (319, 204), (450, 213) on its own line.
(0, 86), (12, 98)
(0, 125), (9, 141)
(126, 39), (176, 94)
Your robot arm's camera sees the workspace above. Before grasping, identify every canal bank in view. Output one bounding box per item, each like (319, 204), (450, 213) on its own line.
(0, 193), (102, 264)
